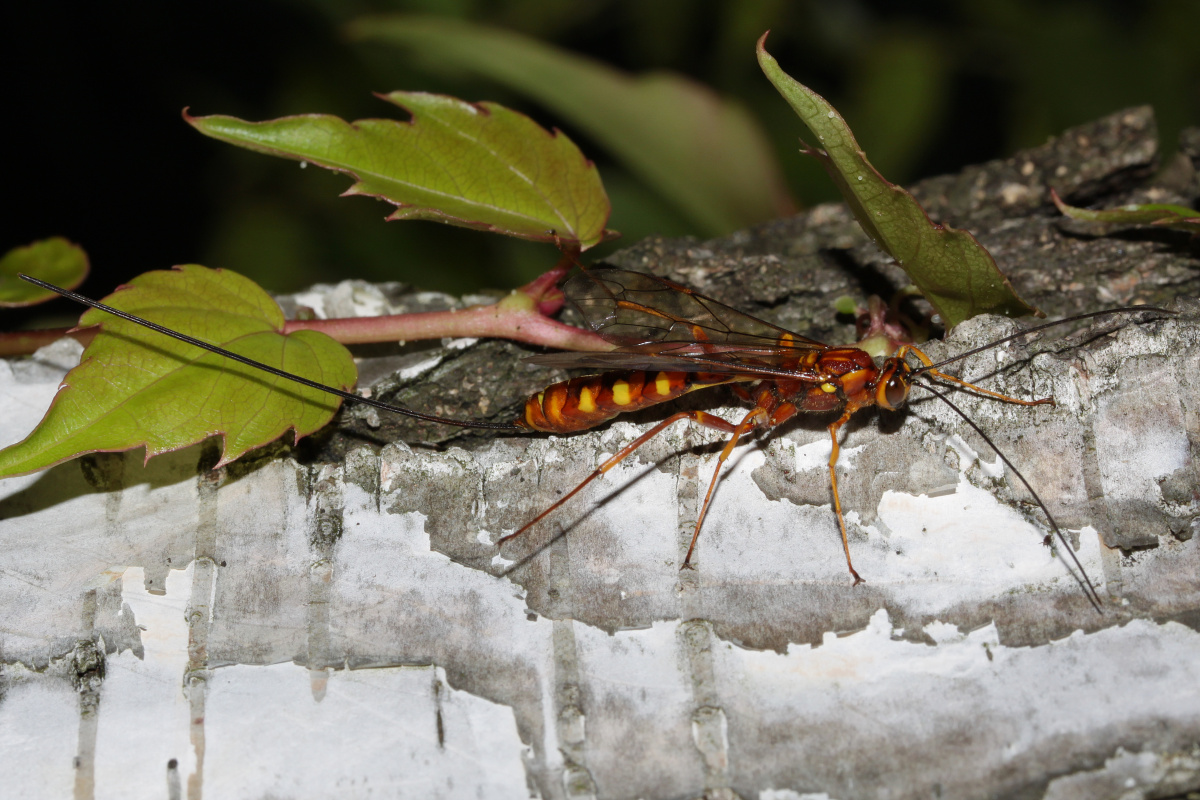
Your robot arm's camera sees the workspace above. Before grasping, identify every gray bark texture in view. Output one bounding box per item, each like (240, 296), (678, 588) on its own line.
(1, 107), (1198, 800)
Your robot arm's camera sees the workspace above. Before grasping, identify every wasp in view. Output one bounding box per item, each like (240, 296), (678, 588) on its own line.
(22, 269), (1169, 609)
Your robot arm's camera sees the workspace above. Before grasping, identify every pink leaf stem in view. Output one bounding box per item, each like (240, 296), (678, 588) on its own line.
(283, 301), (611, 352)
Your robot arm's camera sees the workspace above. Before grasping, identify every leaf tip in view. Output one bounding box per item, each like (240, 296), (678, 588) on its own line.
(596, 228), (622, 246)
(370, 91), (411, 121)
(1049, 187), (1069, 213)
(181, 107), (218, 136)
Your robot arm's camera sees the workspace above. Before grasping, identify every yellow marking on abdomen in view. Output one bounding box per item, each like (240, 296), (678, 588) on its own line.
(577, 386), (596, 413)
(654, 372), (671, 396)
(611, 379), (632, 405)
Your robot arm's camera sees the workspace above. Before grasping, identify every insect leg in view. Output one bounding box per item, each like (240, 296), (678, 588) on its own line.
(729, 384), (755, 403)
(827, 409), (865, 585)
(682, 405), (769, 568)
(496, 410), (738, 549)
(902, 345), (1053, 407)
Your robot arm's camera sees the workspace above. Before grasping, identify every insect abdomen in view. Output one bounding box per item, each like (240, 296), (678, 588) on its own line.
(520, 370), (734, 433)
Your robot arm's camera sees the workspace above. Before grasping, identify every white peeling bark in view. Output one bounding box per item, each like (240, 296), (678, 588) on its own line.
(1, 294), (1198, 800)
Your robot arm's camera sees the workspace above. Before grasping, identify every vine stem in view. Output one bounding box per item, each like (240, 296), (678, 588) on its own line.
(282, 301), (609, 351)
(0, 258), (613, 357)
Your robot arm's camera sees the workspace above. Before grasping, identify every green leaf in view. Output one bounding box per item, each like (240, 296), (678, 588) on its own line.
(756, 34), (1037, 327)
(1052, 190), (1200, 234)
(0, 238), (89, 307)
(833, 295), (859, 315)
(187, 93), (612, 250)
(347, 15), (794, 237)
(0, 266), (356, 477)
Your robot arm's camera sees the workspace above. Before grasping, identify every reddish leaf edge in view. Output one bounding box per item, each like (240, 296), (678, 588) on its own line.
(370, 92), (620, 249)
(0, 344), (340, 481)
(756, 31), (1040, 325)
(181, 100), (620, 250)
(1051, 188), (1200, 233)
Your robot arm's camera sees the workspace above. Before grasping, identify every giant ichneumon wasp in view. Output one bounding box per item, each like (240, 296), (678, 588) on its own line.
(21, 268), (1172, 610)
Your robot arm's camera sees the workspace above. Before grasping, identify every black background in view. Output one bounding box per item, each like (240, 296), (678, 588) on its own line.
(5, 0), (1198, 330)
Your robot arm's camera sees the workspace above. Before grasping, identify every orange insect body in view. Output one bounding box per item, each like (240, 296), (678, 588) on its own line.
(520, 347), (891, 433)
(520, 370), (736, 433)
(496, 268), (973, 583)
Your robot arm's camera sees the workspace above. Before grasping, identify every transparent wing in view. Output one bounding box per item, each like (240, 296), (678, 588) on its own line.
(524, 344), (825, 380)
(566, 267), (828, 352)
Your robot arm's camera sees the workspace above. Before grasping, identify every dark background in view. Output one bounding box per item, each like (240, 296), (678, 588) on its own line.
(5, 0), (1198, 329)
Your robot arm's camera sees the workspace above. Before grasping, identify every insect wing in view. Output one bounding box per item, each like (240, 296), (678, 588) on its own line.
(566, 268), (828, 352)
(524, 345), (826, 380)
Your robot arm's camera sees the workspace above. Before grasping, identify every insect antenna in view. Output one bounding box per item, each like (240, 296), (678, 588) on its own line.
(19, 274), (523, 432)
(913, 306), (1174, 377)
(912, 380), (1104, 613)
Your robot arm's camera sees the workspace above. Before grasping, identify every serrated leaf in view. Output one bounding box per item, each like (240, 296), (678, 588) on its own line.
(187, 93), (612, 250)
(0, 238), (89, 307)
(757, 34), (1036, 328)
(348, 15), (793, 236)
(0, 266), (356, 477)
(1052, 191), (1200, 234)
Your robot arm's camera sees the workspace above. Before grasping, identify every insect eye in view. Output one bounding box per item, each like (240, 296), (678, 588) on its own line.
(885, 374), (909, 409)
